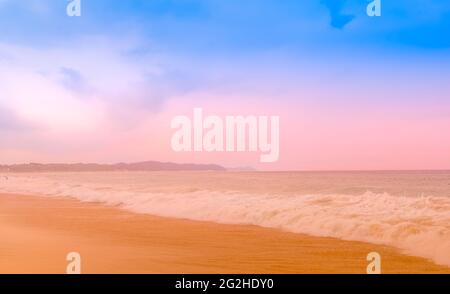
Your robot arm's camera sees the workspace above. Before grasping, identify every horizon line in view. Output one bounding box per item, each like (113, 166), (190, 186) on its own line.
(1, 161), (449, 173)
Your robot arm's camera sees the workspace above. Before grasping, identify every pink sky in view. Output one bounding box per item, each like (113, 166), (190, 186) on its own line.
(1, 39), (450, 170)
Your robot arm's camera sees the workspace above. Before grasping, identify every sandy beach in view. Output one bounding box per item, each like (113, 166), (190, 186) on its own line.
(0, 193), (449, 274)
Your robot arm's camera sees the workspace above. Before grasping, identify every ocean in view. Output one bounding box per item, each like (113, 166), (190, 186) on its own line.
(1, 171), (449, 266)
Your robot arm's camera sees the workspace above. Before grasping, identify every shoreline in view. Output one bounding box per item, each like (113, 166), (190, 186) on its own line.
(1, 193), (449, 274)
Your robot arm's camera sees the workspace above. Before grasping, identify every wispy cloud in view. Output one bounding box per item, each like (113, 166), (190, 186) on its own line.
(0, 32), (213, 138)
(0, 105), (31, 131)
(59, 67), (91, 95)
(321, 0), (355, 29)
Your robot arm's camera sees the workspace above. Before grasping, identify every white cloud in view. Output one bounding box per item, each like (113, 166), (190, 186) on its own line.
(0, 35), (183, 134)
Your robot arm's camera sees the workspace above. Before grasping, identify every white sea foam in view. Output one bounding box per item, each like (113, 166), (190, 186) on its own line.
(1, 172), (449, 267)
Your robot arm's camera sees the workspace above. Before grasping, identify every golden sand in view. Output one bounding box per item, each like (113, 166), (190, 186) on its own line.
(0, 193), (448, 274)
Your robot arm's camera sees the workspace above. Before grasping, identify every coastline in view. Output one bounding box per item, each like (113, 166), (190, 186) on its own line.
(1, 193), (449, 274)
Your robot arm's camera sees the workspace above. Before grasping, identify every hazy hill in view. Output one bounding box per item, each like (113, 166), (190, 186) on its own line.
(0, 161), (226, 172)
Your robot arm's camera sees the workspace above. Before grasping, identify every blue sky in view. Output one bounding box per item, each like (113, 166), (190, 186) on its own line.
(0, 0), (449, 52)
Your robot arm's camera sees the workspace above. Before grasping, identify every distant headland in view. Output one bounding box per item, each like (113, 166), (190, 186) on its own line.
(0, 161), (227, 172)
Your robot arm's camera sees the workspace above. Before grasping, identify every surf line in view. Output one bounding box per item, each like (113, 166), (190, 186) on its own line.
(171, 108), (279, 163)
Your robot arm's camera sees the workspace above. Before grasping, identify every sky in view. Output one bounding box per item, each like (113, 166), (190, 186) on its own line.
(0, 0), (449, 170)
